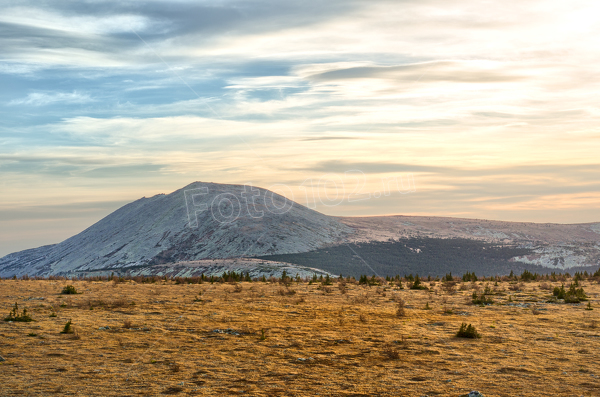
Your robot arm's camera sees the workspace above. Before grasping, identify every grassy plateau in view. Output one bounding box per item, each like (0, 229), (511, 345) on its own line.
(0, 275), (599, 396)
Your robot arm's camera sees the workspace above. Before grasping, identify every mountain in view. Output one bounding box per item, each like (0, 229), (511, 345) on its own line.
(1, 182), (599, 278)
(0, 182), (351, 277)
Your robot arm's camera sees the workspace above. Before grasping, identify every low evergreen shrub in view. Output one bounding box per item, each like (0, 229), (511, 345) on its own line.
(456, 323), (481, 338)
(61, 285), (78, 295)
(4, 303), (33, 322)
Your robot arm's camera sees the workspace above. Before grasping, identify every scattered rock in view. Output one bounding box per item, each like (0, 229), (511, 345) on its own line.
(0, 355), (5, 362)
(98, 326), (111, 330)
(212, 328), (241, 336)
(507, 303), (530, 308)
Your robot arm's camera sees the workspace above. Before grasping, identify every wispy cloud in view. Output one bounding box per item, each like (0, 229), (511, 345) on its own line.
(9, 91), (94, 106)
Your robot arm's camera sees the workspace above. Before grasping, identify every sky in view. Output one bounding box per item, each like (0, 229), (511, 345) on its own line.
(1, 0), (600, 256)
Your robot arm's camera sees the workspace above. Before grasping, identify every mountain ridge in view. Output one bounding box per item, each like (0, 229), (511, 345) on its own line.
(1, 182), (599, 278)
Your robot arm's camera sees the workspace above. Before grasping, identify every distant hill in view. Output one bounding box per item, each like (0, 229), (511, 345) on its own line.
(335, 215), (600, 272)
(259, 238), (597, 278)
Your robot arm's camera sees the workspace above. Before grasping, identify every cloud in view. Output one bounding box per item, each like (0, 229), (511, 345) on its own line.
(9, 91), (94, 106)
(80, 164), (166, 178)
(1, 0), (600, 259)
(307, 61), (526, 84)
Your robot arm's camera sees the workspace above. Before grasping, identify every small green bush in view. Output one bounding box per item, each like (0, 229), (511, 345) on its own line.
(472, 291), (493, 305)
(410, 274), (427, 290)
(462, 272), (478, 282)
(456, 323), (481, 338)
(61, 320), (73, 334)
(554, 283), (587, 303)
(553, 284), (566, 299)
(4, 303), (33, 322)
(61, 285), (78, 295)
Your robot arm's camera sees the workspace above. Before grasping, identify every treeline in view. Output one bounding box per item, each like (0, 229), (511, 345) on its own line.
(4, 268), (600, 285)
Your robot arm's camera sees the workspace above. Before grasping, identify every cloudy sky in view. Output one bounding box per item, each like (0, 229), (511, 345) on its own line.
(1, 0), (600, 256)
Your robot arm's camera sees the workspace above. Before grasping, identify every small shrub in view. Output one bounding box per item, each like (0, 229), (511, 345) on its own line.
(382, 344), (400, 359)
(338, 279), (348, 294)
(49, 312), (57, 318)
(396, 299), (407, 318)
(508, 283), (522, 292)
(472, 291), (493, 305)
(553, 284), (566, 299)
(456, 323), (481, 338)
(277, 288), (297, 296)
(410, 275), (427, 290)
(555, 283), (588, 303)
(442, 282), (457, 294)
(66, 332), (81, 340)
(520, 269), (536, 282)
(233, 284), (243, 293)
(163, 386), (183, 395)
(123, 320), (133, 329)
(351, 293), (369, 304)
(4, 303), (33, 322)
(424, 302), (432, 310)
(462, 272), (478, 282)
(61, 285), (78, 295)
(259, 328), (267, 341)
(170, 362), (182, 373)
(585, 302), (593, 311)
(565, 284), (587, 303)
(586, 320), (598, 329)
(359, 313), (368, 323)
(61, 320), (73, 334)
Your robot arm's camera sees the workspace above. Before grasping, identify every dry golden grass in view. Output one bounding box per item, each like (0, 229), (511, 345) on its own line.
(0, 278), (599, 396)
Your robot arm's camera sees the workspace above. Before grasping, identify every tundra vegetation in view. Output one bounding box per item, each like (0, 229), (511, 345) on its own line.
(0, 269), (599, 396)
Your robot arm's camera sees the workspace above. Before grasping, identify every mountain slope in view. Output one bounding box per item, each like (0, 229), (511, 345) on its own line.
(337, 215), (600, 270)
(0, 182), (351, 277)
